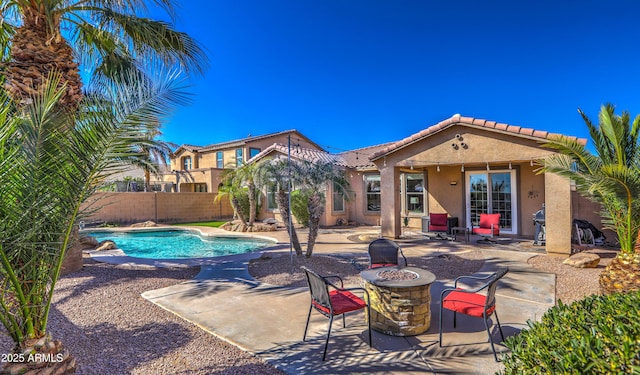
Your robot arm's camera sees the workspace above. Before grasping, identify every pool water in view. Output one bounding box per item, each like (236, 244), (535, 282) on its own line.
(88, 230), (275, 259)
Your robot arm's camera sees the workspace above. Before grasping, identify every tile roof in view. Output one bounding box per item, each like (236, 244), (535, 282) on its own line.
(249, 143), (349, 167)
(174, 129), (324, 154)
(370, 114), (587, 161)
(338, 142), (395, 169)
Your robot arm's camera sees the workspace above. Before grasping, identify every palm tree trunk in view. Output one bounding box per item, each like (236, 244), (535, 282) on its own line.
(231, 197), (248, 225)
(5, 21), (82, 111)
(276, 190), (302, 255)
(305, 193), (324, 257)
(144, 169), (151, 192)
(248, 182), (256, 226)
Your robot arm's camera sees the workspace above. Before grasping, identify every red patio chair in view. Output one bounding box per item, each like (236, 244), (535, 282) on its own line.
(439, 268), (509, 362)
(472, 213), (501, 241)
(301, 266), (372, 361)
(367, 238), (407, 268)
(427, 213), (450, 239)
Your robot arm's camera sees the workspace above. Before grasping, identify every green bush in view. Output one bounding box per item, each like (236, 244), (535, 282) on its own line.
(500, 291), (640, 374)
(290, 189), (311, 227)
(233, 188), (260, 221)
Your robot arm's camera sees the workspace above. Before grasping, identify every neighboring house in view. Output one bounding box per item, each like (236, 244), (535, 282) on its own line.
(165, 130), (323, 192)
(169, 115), (595, 255)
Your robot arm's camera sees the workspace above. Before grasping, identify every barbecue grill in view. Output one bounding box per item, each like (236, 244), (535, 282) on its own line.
(533, 203), (545, 245)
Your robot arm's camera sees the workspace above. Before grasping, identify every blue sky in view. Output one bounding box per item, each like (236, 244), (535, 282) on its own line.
(162, 0), (640, 152)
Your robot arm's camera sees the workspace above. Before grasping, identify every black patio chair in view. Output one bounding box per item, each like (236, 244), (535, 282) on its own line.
(439, 268), (509, 361)
(301, 266), (372, 361)
(367, 238), (408, 268)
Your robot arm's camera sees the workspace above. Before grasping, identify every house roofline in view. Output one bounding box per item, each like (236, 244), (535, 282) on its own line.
(369, 114), (587, 161)
(173, 129), (325, 155)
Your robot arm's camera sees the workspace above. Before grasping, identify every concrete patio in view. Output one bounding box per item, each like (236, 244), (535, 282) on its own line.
(93, 227), (555, 374)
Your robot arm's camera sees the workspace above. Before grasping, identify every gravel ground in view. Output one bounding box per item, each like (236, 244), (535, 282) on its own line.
(527, 247), (617, 304)
(0, 258), (286, 375)
(249, 246), (618, 305)
(0, 245), (617, 374)
(248, 249), (486, 288)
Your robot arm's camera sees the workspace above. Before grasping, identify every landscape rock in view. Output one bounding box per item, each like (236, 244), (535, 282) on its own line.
(78, 235), (98, 248)
(130, 221), (157, 228)
(222, 221), (277, 232)
(95, 240), (116, 251)
(563, 252), (600, 268)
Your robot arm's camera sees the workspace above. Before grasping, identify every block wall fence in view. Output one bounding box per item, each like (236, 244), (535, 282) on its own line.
(82, 192), (234, 224)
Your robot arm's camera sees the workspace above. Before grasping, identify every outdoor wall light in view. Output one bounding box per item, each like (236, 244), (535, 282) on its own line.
(437, 163), (440, 172)
(450, 181), (457, 186)
(461, 164), (465, 172)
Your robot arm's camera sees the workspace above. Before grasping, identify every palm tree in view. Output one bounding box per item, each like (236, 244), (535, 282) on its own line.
(215, 168), (249, 226)
(0, 68), (187, 372)
(293, 159), (351, 257)
(259, 158), (303, 254)
(136, 127), (177, 191)
(0, 0), (207, 111)
(541, 104), (640, 294)
(233, 160), (265, 226)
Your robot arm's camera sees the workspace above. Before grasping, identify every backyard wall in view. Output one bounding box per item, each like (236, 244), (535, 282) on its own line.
(82, 192), (234, 224)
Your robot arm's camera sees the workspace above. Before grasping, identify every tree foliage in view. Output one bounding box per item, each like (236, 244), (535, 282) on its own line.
(0, 70), (188, 348)
(0, 0), (207, 109)
(540, 104), (640, 253)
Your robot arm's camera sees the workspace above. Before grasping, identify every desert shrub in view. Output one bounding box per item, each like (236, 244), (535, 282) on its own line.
(290, 189), (311, 227)
(500, 291), (640, 374)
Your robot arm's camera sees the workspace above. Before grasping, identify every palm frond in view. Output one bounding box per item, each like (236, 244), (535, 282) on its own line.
(89, 8), (208, 76)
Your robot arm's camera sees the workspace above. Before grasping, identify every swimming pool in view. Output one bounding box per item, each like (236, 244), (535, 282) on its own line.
(87, 229), (276, 259)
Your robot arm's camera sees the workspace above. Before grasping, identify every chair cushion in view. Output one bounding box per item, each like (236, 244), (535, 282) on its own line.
(479, 214), (500, 228)
(430, 213), (448, 226)
(370, 263), (397, 269)
(313, 290), (367, 315)
(442, 290), (496, 318)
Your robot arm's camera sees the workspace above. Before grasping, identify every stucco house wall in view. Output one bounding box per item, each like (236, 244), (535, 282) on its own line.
(152, 116), (587, 256)
(167, 130), (325, 195)
(369, 115), (584, 255)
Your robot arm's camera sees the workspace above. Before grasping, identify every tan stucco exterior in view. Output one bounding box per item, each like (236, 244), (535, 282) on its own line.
(370, 122), (578, 255)
(135, 116), (589, 255)
(166, 130), (323, 194)
(544, 172), (573, 254)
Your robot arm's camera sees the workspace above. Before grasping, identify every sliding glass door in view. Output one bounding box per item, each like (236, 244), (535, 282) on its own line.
(466, 170), (517, 234)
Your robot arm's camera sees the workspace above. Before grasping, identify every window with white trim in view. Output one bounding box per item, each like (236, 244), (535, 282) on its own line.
(216, 151), (223, 168)
(405, 173), (424, 214)
(332, 182), (345, 212)
(235, 149), (243, 167)
(365, 174), (381, 212)
(182, 156), (192, 170)
(266, 180), (278, 210)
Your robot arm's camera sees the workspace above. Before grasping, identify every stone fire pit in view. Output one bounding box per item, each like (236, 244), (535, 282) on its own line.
(360, 266), (436, 336)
